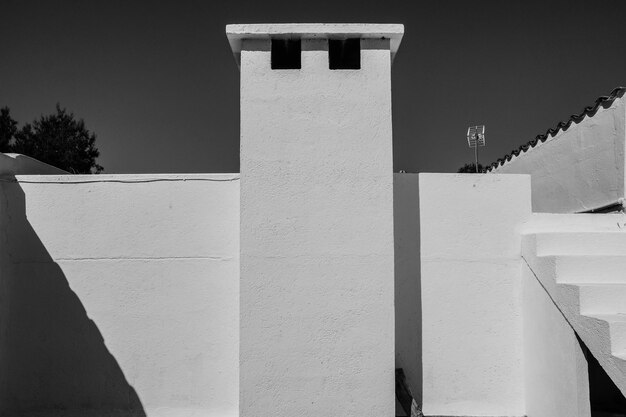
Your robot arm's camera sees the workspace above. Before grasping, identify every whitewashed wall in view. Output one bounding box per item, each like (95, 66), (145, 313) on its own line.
(239, 35), (396, 417)
(419, 173), (531, 416)
(494, 98), (625, 213)
(0, 174), (240, 417)
(0, 153), (68, 175)
(522, 262), (591, 417)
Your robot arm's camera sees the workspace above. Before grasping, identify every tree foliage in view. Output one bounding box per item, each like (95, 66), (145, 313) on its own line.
(8, 104), (103, 174)
(457, 162), (487, 173)
(0, 107), (18, 153)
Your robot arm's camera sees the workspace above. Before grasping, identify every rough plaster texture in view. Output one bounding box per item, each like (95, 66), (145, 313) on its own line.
(522, 261), (590, 417)
(0, 153), (68, 176)
(521, 213), (626, 398)
(393, 173), (421, 404)
(0, 174), (240, 417)
(419, 173), (530, 417)
(493, 98), (625, 213)
(238, 25), (399, 417)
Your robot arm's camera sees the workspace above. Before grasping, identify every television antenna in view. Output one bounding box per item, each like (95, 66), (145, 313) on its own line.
(466, 125), (486, 173)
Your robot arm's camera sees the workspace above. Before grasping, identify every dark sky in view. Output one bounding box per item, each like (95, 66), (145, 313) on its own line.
(2, 0), (626, 174)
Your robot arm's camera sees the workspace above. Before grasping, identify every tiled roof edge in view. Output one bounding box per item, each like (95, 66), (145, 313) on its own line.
(488, 86), (626, 171)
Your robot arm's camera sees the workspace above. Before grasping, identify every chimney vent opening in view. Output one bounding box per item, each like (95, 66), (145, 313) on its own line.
(329, 38), (361, 70)
(271, 39), (301, 70)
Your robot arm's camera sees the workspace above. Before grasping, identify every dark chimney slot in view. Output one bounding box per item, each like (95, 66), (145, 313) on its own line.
(329, 38), (361, 70)
(271, 39), (301, 70)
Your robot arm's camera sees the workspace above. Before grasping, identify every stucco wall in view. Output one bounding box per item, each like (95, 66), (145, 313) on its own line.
(522, 261), (590, 417)
(0, 174), (240, 417)
(239, 39), (395, 417)
(393, 173), (421, 404)
(0, 153), (68, 176)
(419, 173), (531, 416)
(494, 98), (625, 213)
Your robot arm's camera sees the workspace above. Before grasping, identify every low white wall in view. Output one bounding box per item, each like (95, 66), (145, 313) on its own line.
(393, 173), (421, 404)
(0, 153), (68, 176)
(419, 173), (530, 416)
(0, 174), (240, 417)
(522, 262), (590, 417)
(494, 98), (625, 213)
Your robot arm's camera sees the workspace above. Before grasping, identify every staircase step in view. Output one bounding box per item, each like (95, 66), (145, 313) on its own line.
(614, 353), (626, 381)
(577, 284), (626, 314)
(585, 314), (626, 353)
(536, 232), (626, 257)
(556, 256), (626, 284)
(523, 213), (626, 234)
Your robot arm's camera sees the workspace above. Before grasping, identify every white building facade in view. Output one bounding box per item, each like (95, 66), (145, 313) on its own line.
(0, 23), (624, 417)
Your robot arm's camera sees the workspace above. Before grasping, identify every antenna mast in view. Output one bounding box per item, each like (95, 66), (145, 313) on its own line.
(466, 125), (486, 173)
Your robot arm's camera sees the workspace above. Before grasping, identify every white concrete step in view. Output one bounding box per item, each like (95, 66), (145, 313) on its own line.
(614, 352), (626, 374)
(523, 213), (626, 234)
(585, 314), (626, 353)
(614, 353), (626, 387)
(536, 232), (626, 257)
(526, 227), (626, 395)
(556, 256), (626, 284)
(577, 284), (626, 314)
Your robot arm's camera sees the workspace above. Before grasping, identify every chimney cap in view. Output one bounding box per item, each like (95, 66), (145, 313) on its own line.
(226, 23), (404, 68)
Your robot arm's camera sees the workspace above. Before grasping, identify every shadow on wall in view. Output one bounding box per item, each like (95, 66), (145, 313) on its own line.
(393, 174), (422, 405)
(0, 181), (145, 416)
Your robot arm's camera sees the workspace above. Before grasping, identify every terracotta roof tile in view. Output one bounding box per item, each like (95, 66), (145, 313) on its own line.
(489, 87), (626, 171)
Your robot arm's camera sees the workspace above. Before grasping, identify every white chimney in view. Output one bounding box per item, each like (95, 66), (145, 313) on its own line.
(228, 23), (404, 417)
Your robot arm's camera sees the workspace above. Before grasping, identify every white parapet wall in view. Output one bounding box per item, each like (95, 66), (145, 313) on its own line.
(234, 23), (402, 417)
(419, 173), (530, 416)
(0, 153), (68, 176)
(493, 95), (625, 213)
(0, 174), (240, 417)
